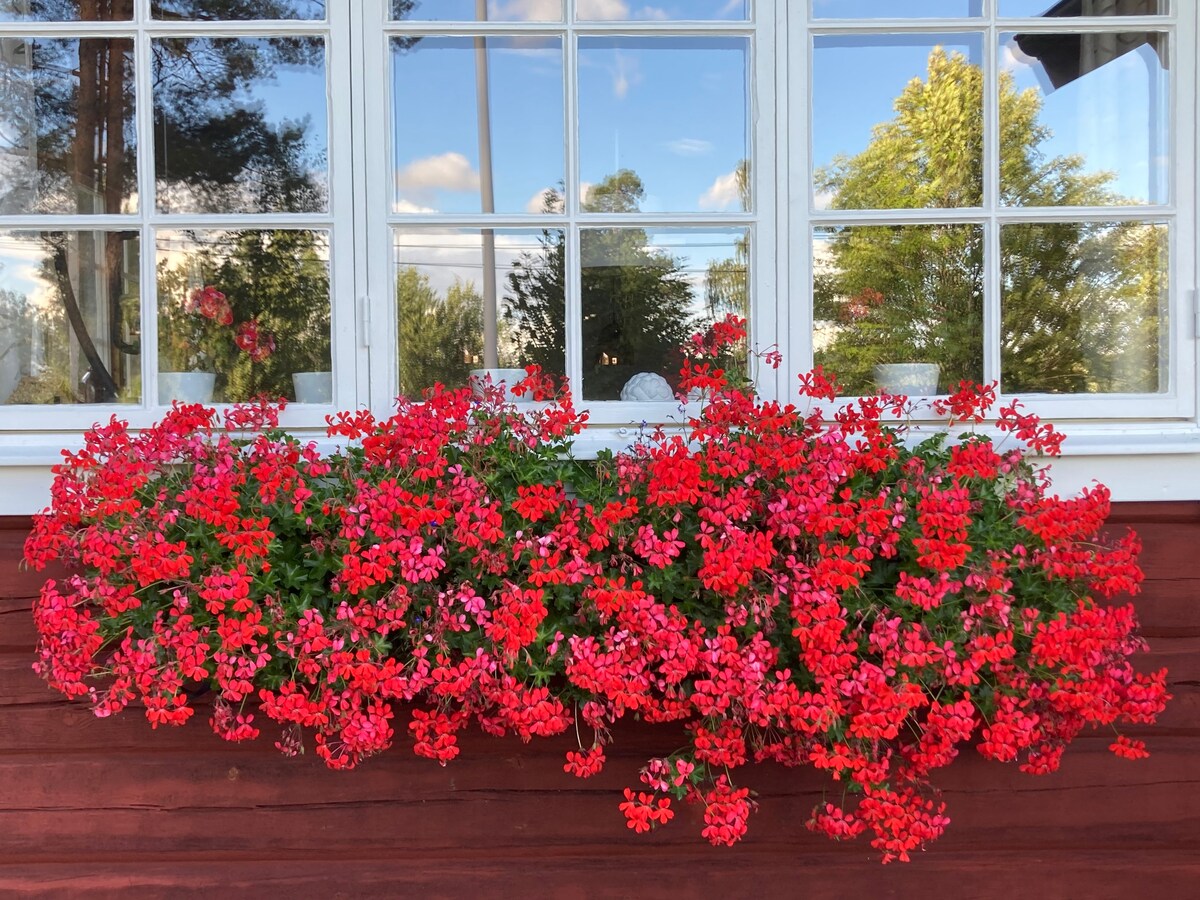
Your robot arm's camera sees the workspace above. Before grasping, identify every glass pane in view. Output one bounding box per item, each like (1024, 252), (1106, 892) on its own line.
(580, 227), (748, 402)
(812, 0), (981, 17)
(153, 37), (328, 214)
(813, 225), (984, 396)
(813, 35), (984, 210)
(0, 0), (133, 20)
(1001, 32), (1168, 205)
(0, 38), (136, 215)
(394, 228), (565, 398)
(152, 1), (326, 19)
(579, 38), (749, 215)
(390, 37), (563, 216)
(156, 230), (331, 405)
(0, 230), (140, 405)
(1001, 0), (1165, 16)
(577, 0), (749, 19)
(1001, 221), (1167, 394)
(391, 0), (562, 20)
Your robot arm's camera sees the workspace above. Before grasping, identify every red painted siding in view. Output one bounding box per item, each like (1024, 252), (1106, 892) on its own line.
(2, 507), (1197, 899)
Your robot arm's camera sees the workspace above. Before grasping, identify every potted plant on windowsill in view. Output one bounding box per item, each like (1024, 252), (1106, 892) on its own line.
(157, 285), (278, 405)
(156, 284), (229, 404)
(24, 316), (1168, 864)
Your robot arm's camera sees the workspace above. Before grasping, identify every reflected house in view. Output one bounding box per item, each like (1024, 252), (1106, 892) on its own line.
(1015, 0), (1165, 90)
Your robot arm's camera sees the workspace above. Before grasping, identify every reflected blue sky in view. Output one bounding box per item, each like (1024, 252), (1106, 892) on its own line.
(812, 0), (983, 17)
(392, 0), (748, 21)
(389, 35), (748, 216)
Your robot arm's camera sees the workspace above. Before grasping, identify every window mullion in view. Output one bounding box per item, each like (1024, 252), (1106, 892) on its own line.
(983, 5), (1001, 388)
(135, 0), (156, 413)
(564, 23), (582, 399)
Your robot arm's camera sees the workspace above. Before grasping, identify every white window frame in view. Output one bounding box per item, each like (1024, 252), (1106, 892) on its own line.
(0, 0), (1198, 513)
(357, 1), (780, 428)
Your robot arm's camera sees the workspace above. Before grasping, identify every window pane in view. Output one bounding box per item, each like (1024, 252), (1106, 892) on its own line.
(0, 0), (133, 20)
(579, 37), (749, 215)
(394, 228), (564, 398)
(151, 1), (326, 19)
(1000, 221), (1167, 394)
(156, 229), (331, 405)
(811, 0), (981, 17)
(813, 35), (984, 210)
(577, 0), (749, 20)
(0, 230), (140, 405)
(390, 0), (562, 20)
(0, 38), (136, 215)
(1000, 0), (1165, 17)
(814, 224), (984, 396)
(1001, 32), (1168, 206)
(153, 37), (328, 214)
(390, 37), (563, 215)
(580, 227), (748, 402)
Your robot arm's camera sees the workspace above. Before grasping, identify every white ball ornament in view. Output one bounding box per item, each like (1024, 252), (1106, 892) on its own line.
(620, 371), (675, 402)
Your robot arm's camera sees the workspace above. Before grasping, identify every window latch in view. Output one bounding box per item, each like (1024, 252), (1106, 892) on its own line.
(359, 296), (371, 348)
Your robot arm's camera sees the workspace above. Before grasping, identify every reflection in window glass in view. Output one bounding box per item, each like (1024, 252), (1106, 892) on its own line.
(151, 0), (325, 19)
(153, 37), (328, 215)
(394, 228), (564, 398)
(156, 230), (331, 405)
(577, 0), (749, 20)
(391, 0), (561, 20)
(811, 0), (981, 18)
(0, 38), (136, 215)
(1001, 221), (1167, 394)
(0, 230), (140, 405)
(390, 37), (563, 216)
(813, 225), (983, 396)
(1000, 0), (1164, 17)
(579, 227), (749, 402)
(578, 38), (749, 215)
(813, 35), (984, 210)
(0, 0), (132, 20)
(1001, 32), (1168, 205)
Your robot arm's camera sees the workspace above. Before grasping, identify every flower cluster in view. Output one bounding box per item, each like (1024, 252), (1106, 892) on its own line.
(170, 285), (275, 369)
(234, 318), (276, 363)
(25, 318), (1168, 863)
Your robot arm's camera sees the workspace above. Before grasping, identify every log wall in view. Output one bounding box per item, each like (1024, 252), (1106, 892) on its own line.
(2, 506), (1197, 899)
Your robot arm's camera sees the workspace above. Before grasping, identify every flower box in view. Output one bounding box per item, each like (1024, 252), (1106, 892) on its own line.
(23, 318), (1168, 863)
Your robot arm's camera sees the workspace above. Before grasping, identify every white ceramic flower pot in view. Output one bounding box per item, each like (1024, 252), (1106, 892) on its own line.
(873, 363), (940, 396)
(292, 371), (333, 404)
(469, 367), (529, 401)
(158, 371), (216, 405)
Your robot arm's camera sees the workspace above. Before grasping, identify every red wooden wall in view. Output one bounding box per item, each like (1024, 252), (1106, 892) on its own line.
(2, 505), (1197, 898)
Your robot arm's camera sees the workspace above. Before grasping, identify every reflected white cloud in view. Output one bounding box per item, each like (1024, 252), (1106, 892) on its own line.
(813, 189), (836, 211)
(666, 138), (713, 156)
(393, 230), (547, 296)
(394, 199), (438, 214)
(612, 51), (641, 99)
(524, 187), (563, 214)
(576, 0), (677, 19)
(577, 0), (630, 18)
(395, 152), (481, 204)
(494, 0), (562, 18)
(698, 168), (742, 211)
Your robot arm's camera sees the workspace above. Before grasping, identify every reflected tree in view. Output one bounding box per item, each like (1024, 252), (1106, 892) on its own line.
(396, 265), (484, 397)
(505, 169), (698, 399)
(815, 48), (1164, 394)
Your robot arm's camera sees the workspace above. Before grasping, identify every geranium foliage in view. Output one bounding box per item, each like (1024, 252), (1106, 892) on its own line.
(25, 318), (1169, 863)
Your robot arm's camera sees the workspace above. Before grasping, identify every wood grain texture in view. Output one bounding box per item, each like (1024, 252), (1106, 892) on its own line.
(2, 506), (1198, 899)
